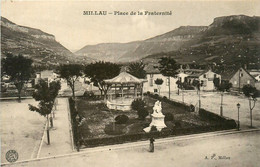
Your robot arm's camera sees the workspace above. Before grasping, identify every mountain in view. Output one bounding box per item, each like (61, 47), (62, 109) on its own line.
(143, 15), (260, 66)
(75, 41), (141, 62)
(75, 26), (207, 62)
(1, 17), (92, 66)
(75, 15), (260, 67)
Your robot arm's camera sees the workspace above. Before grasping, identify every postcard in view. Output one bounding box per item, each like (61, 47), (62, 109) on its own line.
(1, 0), (260, 166)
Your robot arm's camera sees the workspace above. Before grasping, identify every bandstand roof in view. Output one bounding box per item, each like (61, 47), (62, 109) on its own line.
(104, 72), (146, 84)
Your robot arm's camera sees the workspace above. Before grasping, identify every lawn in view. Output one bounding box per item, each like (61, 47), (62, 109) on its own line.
(0, 99), (45, 163)
(75, 96), (217, 141)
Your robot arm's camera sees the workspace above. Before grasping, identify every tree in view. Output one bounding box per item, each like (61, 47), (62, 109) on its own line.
(215, 81), (232, 116)
(192, 79), (203, 109)
(58, 64), (82, 98)
(127, 62), (146, 79)
(84, 61), (121, 99)
(29, 80), (61, 144)
(1, 54), (33, 101)
(242, 84), (258, 127)
(242, 84), (258, 98)
(217, 81), (232, 92)
(176, 80), (186, 102)
(213, 77), (220, 91)
(192, 80), (201, 94)
(158, 57), (179, 99)
(154, 78), (164, 95)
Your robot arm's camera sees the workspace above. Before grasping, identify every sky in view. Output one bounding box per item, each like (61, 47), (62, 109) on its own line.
(1, 0), (260, 52)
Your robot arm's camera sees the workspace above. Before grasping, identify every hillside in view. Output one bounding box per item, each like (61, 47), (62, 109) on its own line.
(143, 15), (260, 67)
(75, 26), (207, 62)
(1, 17), (92, 66)
(75, 41), (141, 62)
(76, 15), (260, 67)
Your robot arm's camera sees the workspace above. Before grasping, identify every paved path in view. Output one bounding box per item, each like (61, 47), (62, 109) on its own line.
(38, 98), (73, 158)
(2, 130), (260, 167)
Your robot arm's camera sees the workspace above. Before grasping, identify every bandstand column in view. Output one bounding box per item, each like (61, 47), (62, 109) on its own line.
(134, 84), (137, 98)
(141, 83), (144, 100)
(114, 84), (116, 99)
(121, 84), (124, 97)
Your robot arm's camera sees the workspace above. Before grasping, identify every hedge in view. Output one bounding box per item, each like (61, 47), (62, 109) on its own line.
(148, 93), (192, 112)
(81, 123), (236, 148)
(68, 97), (80, 150)
(148, 93), (237, 128)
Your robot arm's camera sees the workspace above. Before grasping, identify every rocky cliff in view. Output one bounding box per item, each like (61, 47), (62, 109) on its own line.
(1, 17), (83, 66)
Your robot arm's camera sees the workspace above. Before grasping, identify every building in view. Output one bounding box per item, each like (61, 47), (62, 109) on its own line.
(35, 70), (59, 84)
(249, 70), (260, 82)
(229, 67), (257, 91)
(177, 71), (189, 83)
(198, 70), (221, 91)
(143, 65), (178, 94)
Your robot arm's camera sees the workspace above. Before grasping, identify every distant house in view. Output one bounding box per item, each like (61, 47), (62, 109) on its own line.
(249, 70), (260, 82)
(177, 71), (189, 83)
(229, 67), (257, 91)
(143, 65), (178, 94)
(35, 70), (59, 84)
(254, 74), (260, 82)
(198, 70), (221, 91)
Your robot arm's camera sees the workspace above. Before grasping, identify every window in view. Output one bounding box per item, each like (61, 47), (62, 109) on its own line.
(240, 73), (243, 77)
(166, 78), (169, 86)
(247, 80), (250, 84)
(154, 89), (158, 93)
(150, 74), (154, 78)
(150, 78), (153, 86)
(234, 81), (237, 85)
(204, 74), (207, 78)
(200, 80), (204, 86)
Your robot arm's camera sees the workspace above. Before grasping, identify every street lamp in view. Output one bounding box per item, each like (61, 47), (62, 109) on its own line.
(237, 103), (240, 130)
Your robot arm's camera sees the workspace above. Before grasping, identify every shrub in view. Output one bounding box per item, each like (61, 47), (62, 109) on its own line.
(115, 115), (129, 124)
(242, 84), (258, 98)
(131, 99), (149, 120)
(162, 96), (168, 101)
(137, 108), (149, 120)
(131, 98), (146, 111)
(164, 113), (174, 122)
(83, 91), (95, 99)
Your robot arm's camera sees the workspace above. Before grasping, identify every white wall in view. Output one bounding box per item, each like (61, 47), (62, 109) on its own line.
(199, 70), (221, 91)
(143, 73), (178, 94)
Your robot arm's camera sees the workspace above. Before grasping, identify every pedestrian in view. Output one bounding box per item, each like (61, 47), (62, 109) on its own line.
(149, 137), (155, 152)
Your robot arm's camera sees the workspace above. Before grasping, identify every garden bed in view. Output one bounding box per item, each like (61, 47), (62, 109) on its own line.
(70, 95), (236, 148)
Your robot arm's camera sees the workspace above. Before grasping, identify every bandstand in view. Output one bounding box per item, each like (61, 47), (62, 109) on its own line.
(104, 72), (147, 111)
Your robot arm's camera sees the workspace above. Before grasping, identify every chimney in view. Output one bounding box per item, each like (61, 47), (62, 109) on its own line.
(244, 64), (247, 70)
